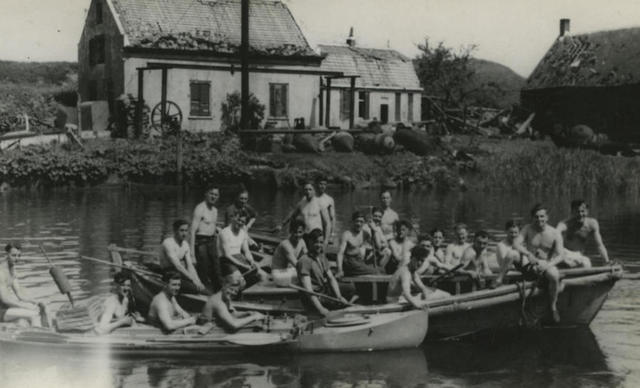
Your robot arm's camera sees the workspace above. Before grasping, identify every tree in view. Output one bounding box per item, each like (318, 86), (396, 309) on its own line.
(413, 38), (477, 108)
(220, 91), (265, 133)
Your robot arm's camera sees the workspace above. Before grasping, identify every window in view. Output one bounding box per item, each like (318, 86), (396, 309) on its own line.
(340, 89), (353, 121)
(89, 35), (105, 66)
(190, 81), (211, 116)
(394, 92), (401, 122)
(269, 83), (288, 117)
(95, 1), (103, 24)
(358, 91), (369, 119)
(408, 93), (414, 122)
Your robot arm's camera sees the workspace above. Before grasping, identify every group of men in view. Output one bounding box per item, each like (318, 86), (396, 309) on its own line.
(0, 176), (610, 331)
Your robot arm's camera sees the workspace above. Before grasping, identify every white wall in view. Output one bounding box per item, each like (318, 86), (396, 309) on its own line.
(326, 89), (421, 128)
(124, 57), (321, 131)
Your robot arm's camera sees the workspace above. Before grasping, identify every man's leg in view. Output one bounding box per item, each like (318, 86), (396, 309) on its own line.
(4, 307), (41, 327)
(542, 264), (561, 322)
(194, 239), (212, 287)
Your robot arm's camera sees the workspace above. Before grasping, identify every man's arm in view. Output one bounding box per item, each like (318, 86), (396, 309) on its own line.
(335, 232), (349, 278)
(162, 241), (192, 280)
(190, 204), (202, 256)
(320, 207), (331, 244)
(549, 230), (566, 266)
(300, 275), (329, 316)
(157, 299), (195, 331)
(1, 277), (35, 309)
(591, 220), (610, 263)
(245, 206), (257, 231)
(96, 298), (132, 334)
(328, 199), (336, 238)
(326, 270), (346, 303)
(214, 300), (263, 330)
(184, 245), (205, 290)
(241, 233), (256, 266)
(401, 269), (425, 309)
(11, 279), (38, 305)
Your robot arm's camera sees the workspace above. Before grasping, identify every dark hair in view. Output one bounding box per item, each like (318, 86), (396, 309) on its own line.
(410, 245), (430, 260)
(315, 175), (328, 184)
(304, 228), (324, 247)
(289, 219), (306, 234)
(570, 199), (587, 211)
(114, 271), (132, 285)
(380, 190), (391, 198)
(162, 270), (182, 283)
(371, 206), (383, 215)
(233, 209), (249, 220)
(417, 234), (432, 243)
(474, 230), (490, 239)
(453, 223), (468, 232)
(205, 186), (219, 194)
(352, 211), (365, 221)
(394, 220), (412, 231)
(237, 189), (249, 198)
(430, 228), (444, 236)
(173, 219), (189, 231)
(4, 243), (21, 253)
(530, 203), (547, 217)
(504, 219), (521, 230)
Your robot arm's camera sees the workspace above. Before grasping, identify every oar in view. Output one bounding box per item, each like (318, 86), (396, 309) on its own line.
(77, 255), (159, 277)
(286, 283), (357, 307)
(39, 245), (74, 306)
(426, 263), (464, 287)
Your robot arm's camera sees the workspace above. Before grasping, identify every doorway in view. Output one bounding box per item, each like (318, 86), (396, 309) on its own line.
(380, 104), (389, 123)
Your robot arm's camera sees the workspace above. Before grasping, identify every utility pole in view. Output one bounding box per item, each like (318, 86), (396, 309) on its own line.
(240, 0), (250, 129)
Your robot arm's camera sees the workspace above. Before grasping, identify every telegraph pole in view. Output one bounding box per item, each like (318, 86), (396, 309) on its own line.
(240, 0), (250, 129)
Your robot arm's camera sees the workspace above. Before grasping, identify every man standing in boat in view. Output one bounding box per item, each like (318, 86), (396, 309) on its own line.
(278, 182), (330, 246)
(316, 176), (336, 242)
(379, 190), (399, 242)
(297, 229), (349, 317)
(556, 200), (610, 268)
(160, 220), (206, 294)
(0, 243), (51, 327)
(147, 270), (197, 332)
(191, 186), (221, 290)
(521, 204), (564, 322)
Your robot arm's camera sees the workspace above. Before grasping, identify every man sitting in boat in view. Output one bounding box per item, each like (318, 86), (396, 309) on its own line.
(430, 228), (447, 264)
(296, 228), (349, 317)
(386, 246), (450, 308)
(495, 220), (541, 286)
(200, 270), (265, 331)
(160, 219), (207, 294)
(96, 271), (144, 334)
(147, 270), (198, 332)
(379, 190), (399, 242)
(271, 219), (307, 287)
(460, 230), (494, 287)
(336, 211), (379, 279)
(414, 235), (450, 274)
(556, 200), (610, 268)
(277, 182), (330, 246)
(0, 243), (51, 327)
(224, 189), (257, 232)
(190, 186), (221, 290)
(316, 176), (336, 242)
(444, 223), (471, 267)
(218, 210), (267, 284)
(521, 204), (564, 322)
(362, 207), (392, 268)
(386, 220), (415, 274)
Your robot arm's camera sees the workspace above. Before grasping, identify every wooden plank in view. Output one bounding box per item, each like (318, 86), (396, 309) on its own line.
(237, 129), (371, 135)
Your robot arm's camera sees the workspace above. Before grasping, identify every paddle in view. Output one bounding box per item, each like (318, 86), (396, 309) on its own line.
(39, 244), (74, 306)
(426, 263), (464, 287)
(286, 283), (357, 307)
(77, 255), (160, 278)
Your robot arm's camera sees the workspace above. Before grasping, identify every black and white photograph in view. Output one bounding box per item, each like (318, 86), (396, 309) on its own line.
(0, 0), (638, 387)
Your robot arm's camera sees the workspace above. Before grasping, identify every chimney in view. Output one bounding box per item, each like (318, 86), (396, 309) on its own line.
(559, 18), (571, 38)
(346, 27), (356, 47)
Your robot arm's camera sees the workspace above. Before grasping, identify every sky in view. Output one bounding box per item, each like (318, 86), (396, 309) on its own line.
(1, 0), (640, 77)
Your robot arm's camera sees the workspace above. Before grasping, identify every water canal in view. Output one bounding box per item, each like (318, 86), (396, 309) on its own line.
(0, 185), (638, 387)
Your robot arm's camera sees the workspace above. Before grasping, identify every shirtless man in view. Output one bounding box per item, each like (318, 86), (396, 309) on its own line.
(430, 228), (447, 264)
(363, 207), (391, 266)
(200, 271), (265, 331)
(336, 211), (378, 279)
(271, 219), (307, 285)
(191, 186), (220, 289)
(386, 246), (450, 308)
(218, 210), (266, 282)
(445, 223), (471, 267)
(460, 231), (493, 284)
(0, 243), (50, 327)
(147, 270), (197, 332)
(279, 182), (330, 245)
(414, 235), (450, 274)
(296, 229), (348, 317)
(96, 271), (144, 334)
(521, 204), (563, 322)
(316, 176), (336, 241)
(160, 220), (206, 294)
(556, 200), (609, 267)
(495, 220), (537, 286)
(386, 220), (415, 274)
(379, 190), (400, 242)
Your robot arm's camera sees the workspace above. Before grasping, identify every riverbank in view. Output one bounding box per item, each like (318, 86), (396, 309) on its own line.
(1, 132), (639, 194)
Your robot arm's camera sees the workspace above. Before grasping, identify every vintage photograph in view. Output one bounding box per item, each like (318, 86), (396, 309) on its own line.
(0, 0), (638, 387)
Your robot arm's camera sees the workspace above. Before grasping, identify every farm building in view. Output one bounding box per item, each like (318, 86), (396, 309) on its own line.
(78, 0), (339, 133)
(522, 19), (640, 142)
(318, 30), (423, 129)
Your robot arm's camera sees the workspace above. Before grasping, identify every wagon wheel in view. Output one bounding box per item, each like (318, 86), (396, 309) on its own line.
(150, 101), (183, 137)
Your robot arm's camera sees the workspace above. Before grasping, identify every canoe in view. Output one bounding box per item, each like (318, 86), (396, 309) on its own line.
(0, 323), (293, 356)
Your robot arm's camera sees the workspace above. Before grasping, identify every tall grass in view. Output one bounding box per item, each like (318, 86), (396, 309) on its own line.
(477, 144), (640, 196)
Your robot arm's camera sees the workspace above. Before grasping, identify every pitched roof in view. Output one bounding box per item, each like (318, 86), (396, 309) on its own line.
(109, 0), (319, 57)
(318, 45), (422, 91)
(524, 27), (640, 90)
